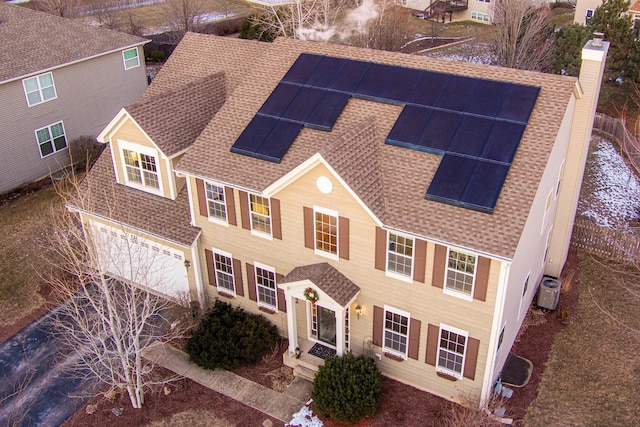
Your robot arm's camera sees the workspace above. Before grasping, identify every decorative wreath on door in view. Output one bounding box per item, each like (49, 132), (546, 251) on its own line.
(304, 287), (319, 304)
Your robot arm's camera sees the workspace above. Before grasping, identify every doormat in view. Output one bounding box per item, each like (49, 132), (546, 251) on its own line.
(501, 353), (533, 387)
(308, 343), (336, 359)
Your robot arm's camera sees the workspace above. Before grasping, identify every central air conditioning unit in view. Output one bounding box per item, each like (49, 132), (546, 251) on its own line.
(537, 276), (562, 311)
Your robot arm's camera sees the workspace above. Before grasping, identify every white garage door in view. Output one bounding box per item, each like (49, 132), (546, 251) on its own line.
(88, 221), (189, 301)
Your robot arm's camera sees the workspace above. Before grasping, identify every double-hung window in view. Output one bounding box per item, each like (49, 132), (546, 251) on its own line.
(445, 249), (476, 299)
(383, 306), (410, 359)
(518, 273), (530, 320)
(387, 232), (413, 279)
(123, 148), (160, 190)
(437, 324), (468, 379)
(35, 122), (66, 157)
(123, 48), (140, 70)
(23, 72), (56, 107)
(213, 250), (235, 295)
(206, 183), (227, 221)
(255, 264), (277, 310)
(315, 207), (338, 257)
(249, 194), (271, 235)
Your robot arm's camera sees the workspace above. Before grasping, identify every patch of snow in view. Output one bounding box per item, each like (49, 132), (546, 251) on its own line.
(423, 41), (493, 64)
(287, 401), (323, 427)
(578, 136), (640, 228)
(6, 0), (30, 3)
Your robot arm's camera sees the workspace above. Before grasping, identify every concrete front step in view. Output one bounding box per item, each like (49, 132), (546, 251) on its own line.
(293, 364), (317, 382)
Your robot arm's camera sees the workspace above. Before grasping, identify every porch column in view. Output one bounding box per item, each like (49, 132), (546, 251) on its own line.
(335, 306), (345, 356)
(285, 292), (298, 355)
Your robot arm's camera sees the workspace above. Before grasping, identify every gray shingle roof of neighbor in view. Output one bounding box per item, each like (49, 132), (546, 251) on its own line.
(281, 263), (360, 306)
(0, 3), (148, 83)
(174, 34), (578, 260)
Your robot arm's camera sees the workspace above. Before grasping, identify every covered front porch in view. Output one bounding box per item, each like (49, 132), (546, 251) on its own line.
(278, 263), (361, 380)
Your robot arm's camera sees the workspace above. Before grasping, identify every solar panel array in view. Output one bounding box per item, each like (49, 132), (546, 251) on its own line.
(231, 53), (540, 213)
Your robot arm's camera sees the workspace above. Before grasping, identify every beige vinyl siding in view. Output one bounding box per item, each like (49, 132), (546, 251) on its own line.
(172, 155), (187, 194)
(0, 49), (147, 194)
(192, 162), (499, 402)
(574, 0), (602, 24)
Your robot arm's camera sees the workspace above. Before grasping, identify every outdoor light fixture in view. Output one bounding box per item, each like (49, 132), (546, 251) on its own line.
(355, 304), (362, 319)
(184, 260), (191, 268)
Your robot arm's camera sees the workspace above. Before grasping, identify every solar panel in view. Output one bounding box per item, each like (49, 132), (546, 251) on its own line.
(460, 160), (510, 213)
(380, 67), (423, 104)
(282, 86), (326, 123)
(306, 91), (350, 131)
(259, 83), (301, 118)
(230, 115), (278, 157)
(407, 71), (450, 106)
(435, 75), (479, 111)
(385, 106), (432, 150)
(481, 121), (526, 164)
(353, 63), (398, 101)
(253, 120), (302, 163)
(465, 79), (510, 117)
(306, 56), (347, 88)
(497, 85), (540, 123)
(419, 109), (463, 154)
(281, 53), (323, 85)
(329, 59), (370, 93)
(426, 155), (476, 204)
(447, 115), (494, 157)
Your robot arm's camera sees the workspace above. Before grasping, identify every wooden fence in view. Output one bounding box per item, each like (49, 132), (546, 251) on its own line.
(76, 0), (166, 16)
(571, 217), (640, 261)
(593, 113), (640, 176)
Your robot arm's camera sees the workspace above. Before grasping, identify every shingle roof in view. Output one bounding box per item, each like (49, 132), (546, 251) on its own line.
(174, 35), (577, 259)
(125, 72), (226, 157)
(0, 4), (147, 83)
(72, 146), (200, 247)
(281, 263), (360, 306)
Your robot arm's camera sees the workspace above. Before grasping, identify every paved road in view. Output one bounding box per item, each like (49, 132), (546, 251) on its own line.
(0, 308), (102, 426)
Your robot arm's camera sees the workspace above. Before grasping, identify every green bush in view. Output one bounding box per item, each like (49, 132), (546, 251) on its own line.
(311, 353), (381, 424)
(185, 300), (279, 370)
(148, 50), (165, 62)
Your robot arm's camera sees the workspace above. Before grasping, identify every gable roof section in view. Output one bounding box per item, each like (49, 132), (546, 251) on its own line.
(281, 263), (360, 306)
(0, 4), (147, 83)
(72, 146), (200, 247)
(125, 72), (226, 157)
(175, 36), (577, 259)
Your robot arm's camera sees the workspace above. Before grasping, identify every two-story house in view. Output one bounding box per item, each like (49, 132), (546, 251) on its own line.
(76, 32), (608, 405)
(0, 3), (148, 194)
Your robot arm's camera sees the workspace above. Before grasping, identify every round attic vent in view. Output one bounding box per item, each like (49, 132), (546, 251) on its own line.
(316, 176), (333, 194)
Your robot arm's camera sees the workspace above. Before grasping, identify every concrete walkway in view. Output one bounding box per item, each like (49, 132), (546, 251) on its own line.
(142, 341), (312, 424)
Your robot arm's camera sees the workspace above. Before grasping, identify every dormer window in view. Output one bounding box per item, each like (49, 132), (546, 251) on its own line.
(122, 148), (160, 191)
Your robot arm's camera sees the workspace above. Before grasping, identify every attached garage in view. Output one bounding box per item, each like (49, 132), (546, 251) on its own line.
(88, 221), (190, 301)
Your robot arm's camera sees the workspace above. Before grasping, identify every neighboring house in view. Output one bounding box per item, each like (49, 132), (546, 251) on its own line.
(575, 0), (640, 26)
(77, 32), (608, 405)
(401, 0), (492, 24)
(0, 3), (148, 194)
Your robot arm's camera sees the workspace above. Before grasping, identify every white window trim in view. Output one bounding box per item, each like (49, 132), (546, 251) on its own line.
(212, 248), (235, 297)
(249, 193), (273, 240)
(122, 47), (140, 70)
(313, 206), (339, 261)
(385, 231), (414, 284)
(254, 261), (277, 310)
(382, 305), (411, 360)
(205, 181), (229, 226)
(436, 323), (468, 380)
(555, 160), (565, 199)
(34, 121), (67, 158)
(443, 248), (476, 302)
(541, 189), (553, 234)
(118, 140), (163, 196)
(22, 72), (57, 107)
(518, 272), (530, 321)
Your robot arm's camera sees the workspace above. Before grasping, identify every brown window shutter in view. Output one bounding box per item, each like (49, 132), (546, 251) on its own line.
(205, 249), (216, 286)
(271, 198), (282, 240)
(374, 227), (387, 271)
(276, 273), (286, 312)
(463, 337), (480, 380)
(225, 186), (237, 226)
(246, 263), (256, 301)
(408, 318), (421, 360)
(239, 191), (250, 230)
(432, 244), (447, 289)
(473, 257), (490, 302)
(303, 207), (314, 249)
(233, 258), (243, 296)
(425, 323), (439, 366)
(413, 239), (427, 283)
(339, 216), (349, 260)
(373, 305), (383, 347)
(196, 178), (208, 217)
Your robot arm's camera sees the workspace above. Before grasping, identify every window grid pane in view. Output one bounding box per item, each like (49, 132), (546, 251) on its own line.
(315, 212), (337, 254)
(388, 233), (413, 276)
(36, 122), (66, 157)
(256, 267), (276, 308)
(123, 150), (159, 189)
(206, 183), (227, 220)
(250, 195), (271, 234)
(214, 253), (234, 293)
(384, 310), (408, 355)
(438, 329), (466, 375)
(446, 250), (476, 295)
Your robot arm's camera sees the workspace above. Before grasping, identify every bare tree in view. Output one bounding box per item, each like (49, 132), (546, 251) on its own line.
(43, 175), (192, 409)
(347, 0), (412, 52)
(490, 0), (555, 71)
(94, 5), (145, 37)
(161, 0), (209, 41)
(32, 0), (78, 17)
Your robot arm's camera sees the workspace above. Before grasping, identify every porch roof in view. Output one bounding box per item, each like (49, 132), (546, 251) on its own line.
(281, 263), (359, 306)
